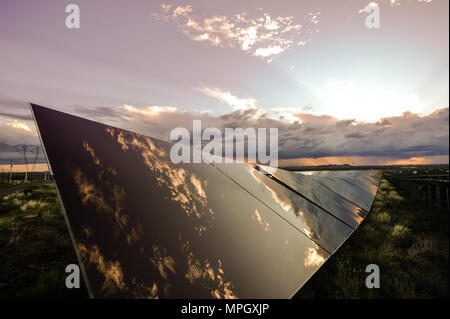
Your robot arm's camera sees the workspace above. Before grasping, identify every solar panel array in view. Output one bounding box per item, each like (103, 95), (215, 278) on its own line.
(31, 103), (379, 298)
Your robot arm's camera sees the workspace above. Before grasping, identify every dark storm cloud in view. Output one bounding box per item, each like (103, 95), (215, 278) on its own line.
(113, 105), (449, 160)
(1, 102), (448, 163)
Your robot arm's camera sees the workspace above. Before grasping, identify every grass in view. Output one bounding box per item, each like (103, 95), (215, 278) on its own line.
(0, 182), (89, 298)
(294, 175), (449, 299)
(0, 174), (448, 298)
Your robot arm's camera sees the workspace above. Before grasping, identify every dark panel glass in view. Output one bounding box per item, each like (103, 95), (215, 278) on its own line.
(256, 166), (368, 229)
(297, 171), (379, 212)
(330, 171), (379, 197)
(31, 104), (329, 299)
(212, 163), (353, 254)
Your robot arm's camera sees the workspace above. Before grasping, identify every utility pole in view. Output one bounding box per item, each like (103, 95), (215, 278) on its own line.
(12, 144), (40, 183)
(13, 145), (28, 183)
(9, 162), (13, 183)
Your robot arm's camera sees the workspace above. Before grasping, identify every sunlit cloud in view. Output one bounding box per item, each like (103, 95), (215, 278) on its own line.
(278, 155), (449, 167)
(121, 104), (178, 116)
(271, 107), (303, 123)
(198, 86), (257, 111)
(0, 119), (40, 149)
(386, 0), (432, 6)
(154, 3), (319, 62)
(5, 120), (32, 133)
(198, 86), (300, 122)
(383, 156), (448, 166)
(359, 2), (379, 13)
(4, 95), (445, 168)
(360, 0), (432, 10)
(108, 102), (448, 163)
(254, 45), (284, 57)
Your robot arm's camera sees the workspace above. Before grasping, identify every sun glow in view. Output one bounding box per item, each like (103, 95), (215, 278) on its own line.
(319, 80), (423, 121)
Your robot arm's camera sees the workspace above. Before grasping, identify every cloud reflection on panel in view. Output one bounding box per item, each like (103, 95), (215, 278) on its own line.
(212, 163), (353, 254)
(264, 167), (370, 228)
(105, 127), (215, 236)
(71, 128), (236, 298)
(297, 170), (379, 212)
(32, 104), (333, 298)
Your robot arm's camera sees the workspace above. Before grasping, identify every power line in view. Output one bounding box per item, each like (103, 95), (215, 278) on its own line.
(11, 144), (41, 182)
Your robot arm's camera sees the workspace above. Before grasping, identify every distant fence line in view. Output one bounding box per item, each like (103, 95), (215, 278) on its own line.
(385, 174), (449, 211)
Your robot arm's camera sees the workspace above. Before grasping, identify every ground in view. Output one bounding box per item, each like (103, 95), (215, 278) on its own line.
(0, 173), (448, 298)
(0, 182), (89, 298)
(294, 175), (449, 299)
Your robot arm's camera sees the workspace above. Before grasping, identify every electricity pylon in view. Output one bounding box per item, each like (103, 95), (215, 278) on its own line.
(12, 144), (40, 183)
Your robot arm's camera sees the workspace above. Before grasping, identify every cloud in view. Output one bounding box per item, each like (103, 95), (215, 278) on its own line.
(153, 3), (319, 62)
(386, 0), (433, 6)
(276, 108), (449, 159)
(1, 95), (447, 166)
(71, 104), (126, 122)
(5, 120), (32, 133)
(360, 0), (433, 11)
(121, 104), (178, 116)
(0, 96), (45, 163)
(198, 87), (257, 111)
(0, 95), (33, 121)
(359, 2), (379, 13)
(270, 107), (304, 123)
(54, 81), (447, 163)
(254, 46), (284, 58)
(0, 120), (39, 146)
(0, 120), (44, 164)
(383, 156), (445, 165)
(278, 155), (448, 167)
(109, 101), (449, 162)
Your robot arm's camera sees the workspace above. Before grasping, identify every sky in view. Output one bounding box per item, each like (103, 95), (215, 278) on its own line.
(0, 0), (448, 167)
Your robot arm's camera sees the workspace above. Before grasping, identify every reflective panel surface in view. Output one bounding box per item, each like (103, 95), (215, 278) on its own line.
(258, 166), (368, 229)
(297, 170), (379, 212)
(32, 104), (330, 299)
(212, 163), (353, 254)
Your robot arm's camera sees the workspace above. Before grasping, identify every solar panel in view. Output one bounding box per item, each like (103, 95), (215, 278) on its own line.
(211, 163), (353, 254)
(31, 103), (379, 298)
(295, 171), (379, 212)
(257, 165), (369, 229)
